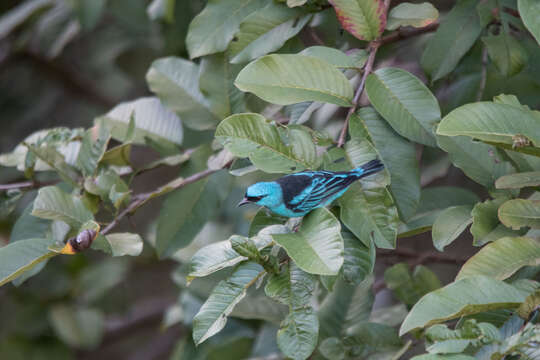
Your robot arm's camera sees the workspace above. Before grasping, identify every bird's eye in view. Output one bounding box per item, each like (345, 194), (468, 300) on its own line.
(246, 195), (265, 202)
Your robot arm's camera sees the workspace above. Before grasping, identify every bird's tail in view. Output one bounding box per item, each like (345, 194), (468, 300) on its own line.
(351, 159), (384, 178)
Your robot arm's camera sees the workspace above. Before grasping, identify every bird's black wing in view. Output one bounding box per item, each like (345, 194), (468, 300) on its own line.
(276, 171), (357, 214)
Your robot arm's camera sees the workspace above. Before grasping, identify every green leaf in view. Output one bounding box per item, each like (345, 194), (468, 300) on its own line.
(49, 305), (104, 349)
(0, 0), (53, 39)
(366, 67), (440, 146)
(421, 0), (482, 81)
(498, 199), (540, 230)
(319, 338), (345, 360)
(496, 171), (540, 189)
(248, 208), (287, 237)
(186, 0), (267, 58)
(32, 186), (93, 228)
(342, 231), (375, 285)
(299, 46), (364, 69)
(92, 233), (143, 257)
(157, 148), (230, 258)
(399, 186), (479, 237)
(25, 144), (80, 187)
(328, 0), (386, 41)
(318, 277), (373, 339)
(76, 125), (110, 177)
(339, 183), (399, 249)
(437, 102), (540, 148)
(192, 262), (264, 345)
(519, 0), (540, 45)
(432, 205), (473, 252)
(199, 53), (246, 119)
(384, 263), (441, 307)
(357, 107), (420, 220)
(95, 97), (183, 146)
(10, 202), (50, 243)
(266, 262), (318, 360)
(188, 226), (285, 278)
(235, 54), (354, 106)
(471, 197), (521, 246)
(0, 238), (56, 287)
(215, 113), (318, 173)
(228, 2), (311, 64)
(386, 2), (439, 30)
(437, 135), (515, 188)
(146, 57), (220, 130)
(457, 237), (540, 281)
(399, 275), (531, 335)
(273, 208), (343, 275)
(482, 33), (528, 77)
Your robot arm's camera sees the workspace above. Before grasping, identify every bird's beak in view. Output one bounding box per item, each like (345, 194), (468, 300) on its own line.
(237, 197), (251, 207)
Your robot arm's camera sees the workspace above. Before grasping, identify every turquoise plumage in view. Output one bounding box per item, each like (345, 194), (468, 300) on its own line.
(238, 159), (384, 217)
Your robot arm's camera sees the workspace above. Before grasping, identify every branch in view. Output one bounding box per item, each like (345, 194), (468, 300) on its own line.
(378, 22), (439, 46)
(0, 179), (59, 191)
(101, 164), (229, 235)
(476, 46), (489, 102)
(337, 42), (380, 147)
(378, 247), (469, 266)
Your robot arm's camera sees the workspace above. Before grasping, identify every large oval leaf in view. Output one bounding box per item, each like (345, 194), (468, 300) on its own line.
(272, 208), (344, 276)
(496, 171), (540, 189)
(265, 262), (319, 360)
(357, 107), (420, 221)
(386, 2), (438, 30)
(146, 57), (219, 130)
(366, 67), (440, 146)
(342, 232), (375, 285)
(32, 186), (93, 228)
(518, 0), (540, 46)
(456, 237), (540, 281)
(432, 205), (473, 252)
(192, 262), (264, 345)
(482, 33), (529, 77)
(186, 0), (267, 58)
(0, 238), (56, 287)
(437, 135), (515, 188)
(437, 102), (540, 148)
(95, 97), (183, 145)
(215, 113), (318, 173)
(235, 54), (354, 106)
(399, 186), (479, 237)
(420, 0), (482, 81)
(471, 197), (520, 247)
(329, 0), (386, 41)
(399, 275), (531, 335)
(228, 2), (311, 64)
(498, 199), (540, 230)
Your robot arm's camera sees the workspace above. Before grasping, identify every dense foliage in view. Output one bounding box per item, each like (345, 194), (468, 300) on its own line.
(0, 0), (539, 359)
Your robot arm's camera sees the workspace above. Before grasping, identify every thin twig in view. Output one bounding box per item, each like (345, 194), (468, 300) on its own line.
(337, 42), (380, 147)
(0, 179), (59, 191)
(378, 22), (439, 46)
(101, 164), (229, 235)
(337, 0), (393, 147)
(476, 46), (489, 102)
(378, 247), (469, 266)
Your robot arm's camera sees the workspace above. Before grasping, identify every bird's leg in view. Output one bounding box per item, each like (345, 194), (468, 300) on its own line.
(286, 217), (303, 232)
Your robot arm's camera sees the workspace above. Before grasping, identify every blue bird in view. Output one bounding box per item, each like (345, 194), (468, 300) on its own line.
(238, 159), (384, 217)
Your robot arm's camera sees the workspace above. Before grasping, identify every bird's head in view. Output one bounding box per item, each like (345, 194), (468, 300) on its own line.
(238, 182), (282, 208)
